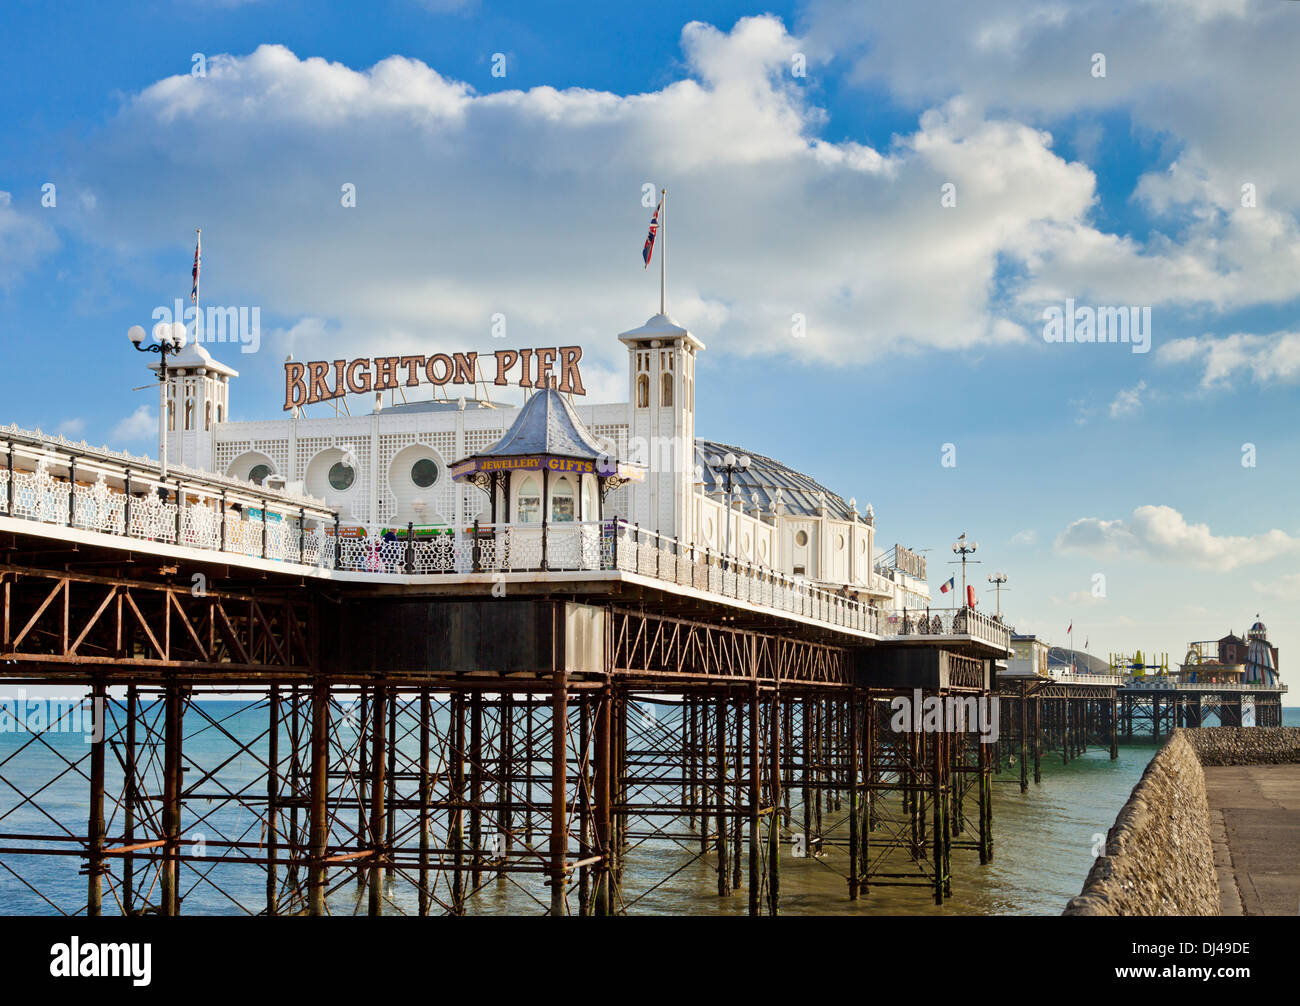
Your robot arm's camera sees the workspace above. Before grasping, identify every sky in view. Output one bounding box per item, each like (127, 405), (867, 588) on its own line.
(2, 0), (1299, 680)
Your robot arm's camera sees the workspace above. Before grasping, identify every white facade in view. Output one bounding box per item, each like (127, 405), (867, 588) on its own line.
(161, 310), (927, 607)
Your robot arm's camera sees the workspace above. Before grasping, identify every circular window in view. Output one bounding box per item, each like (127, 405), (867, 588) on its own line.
(411, 458), (438, 488)
(248, 464), (272, 485)
(328, 461), (355, 491)
(795, 530), (809, 547)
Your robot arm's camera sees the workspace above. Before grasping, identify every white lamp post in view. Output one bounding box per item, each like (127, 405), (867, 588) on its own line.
(951, 533), (979, 607)
(987, 572), (1008, 618)
(707, 451), (751, 569)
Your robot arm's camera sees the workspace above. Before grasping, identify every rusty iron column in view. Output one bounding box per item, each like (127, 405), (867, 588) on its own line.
(498, 691), (513, 881)
(978, 716), (992, 865)
(385, 691), (396, 886)
(86, 679), (106, 917)
(1019, 684), (1028, 793)
(747, 683), (761, 915)
(470, 691), (483, 891)
(451, 693), (465, 913)
(698, 699), (710, 855)
(356, 688), (368, 889)
(123, 684), (138, 914)
(768, 687), (781, 916)
(715, 695), (729, 896)
(267, 684), (280, 915)
(368, 684), (386, 916)
(161, 679), (183, 916)
(932, 726), (946, 906)
(847, 687), (859, 900)
(1033, 695), (1042, 784)
(594, 685), (612, 916)
(578, 696), (591, 916)
(549, 668), (569, 915)
(418, 688), (431, 916)
(308, 681), (329, 916)
(732, 695), (743, 893)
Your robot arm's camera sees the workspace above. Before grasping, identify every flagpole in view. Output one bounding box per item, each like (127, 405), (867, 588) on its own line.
(194, 227), (201, 323)
(659, 188), (666, 315)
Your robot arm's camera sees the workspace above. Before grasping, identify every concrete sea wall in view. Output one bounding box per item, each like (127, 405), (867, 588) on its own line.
(1064, 730), (1219, 916)
(1065, 727), (1300, 916)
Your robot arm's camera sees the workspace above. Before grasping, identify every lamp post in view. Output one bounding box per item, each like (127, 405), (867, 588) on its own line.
(128, 322), (187, 479)
(987, 572), (1008, 618)
(707, 451), (751, 569)
(950, 532), (979, 607)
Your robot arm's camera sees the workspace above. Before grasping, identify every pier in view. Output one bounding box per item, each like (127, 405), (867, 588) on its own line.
(0, 429), (1009, 915)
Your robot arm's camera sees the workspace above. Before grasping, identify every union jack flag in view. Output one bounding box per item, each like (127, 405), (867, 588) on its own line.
(191, 230), (201, 304)
(642, 195), (662, 268)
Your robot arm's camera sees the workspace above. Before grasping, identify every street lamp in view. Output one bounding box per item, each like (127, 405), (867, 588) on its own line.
(128, 321), (187, 479)
(987, 572), (1008, 618)
(707, 451), (750, 569)
(950, 532), (979, 607)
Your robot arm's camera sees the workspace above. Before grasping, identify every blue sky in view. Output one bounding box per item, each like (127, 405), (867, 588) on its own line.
(3, 0), (1300, 675)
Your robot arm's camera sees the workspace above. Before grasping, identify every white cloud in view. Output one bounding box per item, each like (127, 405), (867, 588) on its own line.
(56, 418), (86, 437)
(0, 191), (58, 292)
(1009, 528), (1037, 545)
(1157, 331), (1300, 388)
(806, 0), (1300, 314)
(1108, 379), (1146, 417)
(56, 20), (1118, 379)
(110, 405), (156, 444)
(1056, 504), (1300, 569)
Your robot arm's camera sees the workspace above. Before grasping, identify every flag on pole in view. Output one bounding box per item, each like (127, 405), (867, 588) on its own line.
(939, 575), (955, 594)
(1067, 621), (1073, 634)
(191, 229), (202, 305)
(642, 195), (662, 268)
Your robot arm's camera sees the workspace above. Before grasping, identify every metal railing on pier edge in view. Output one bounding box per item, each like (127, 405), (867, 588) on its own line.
(0, 425), (1011, 650)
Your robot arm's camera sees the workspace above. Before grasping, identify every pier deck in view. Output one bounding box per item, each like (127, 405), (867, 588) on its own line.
(1204, 763), (1300, 916)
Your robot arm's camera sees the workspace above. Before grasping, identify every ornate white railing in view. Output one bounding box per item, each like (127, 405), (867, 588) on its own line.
(1119, 677), (1287, 693)
(1049, 670), (1125, 686)
(0, 434), (337, 568)
(0, 429), (1013, 645)
(879, 606), (1012, 652)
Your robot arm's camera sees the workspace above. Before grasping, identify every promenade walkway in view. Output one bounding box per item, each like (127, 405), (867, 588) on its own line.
(1205, 763), (1300, 915)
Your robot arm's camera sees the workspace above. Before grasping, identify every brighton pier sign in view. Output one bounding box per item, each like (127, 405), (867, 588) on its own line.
(284, 346), (586, 410)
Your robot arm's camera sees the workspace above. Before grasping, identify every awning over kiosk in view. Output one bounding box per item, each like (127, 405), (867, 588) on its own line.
(450, 385), (643, 525)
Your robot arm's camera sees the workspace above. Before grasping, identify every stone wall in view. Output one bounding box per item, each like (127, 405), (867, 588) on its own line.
(1064, 727), (1300, 915)
(1063, 730), (1218, 915)
(1183, 726), (1300, 765)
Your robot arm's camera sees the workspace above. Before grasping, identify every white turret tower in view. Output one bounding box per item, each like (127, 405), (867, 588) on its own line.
(619, 312), (703, 542)
(148, 343), (238, 474)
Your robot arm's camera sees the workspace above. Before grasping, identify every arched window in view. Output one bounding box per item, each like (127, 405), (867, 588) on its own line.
(636, 373), (649, 408)
(184, 399), (194, 431)
(660, 372), (673, 407)
(517, 476), (541, 523)
(167, 400), (176, 432)
(551, 476), (575, 522)
(248, 464), (273, 486)
(216, 403), (224, 423)
(205, 402), (212, 431)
